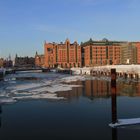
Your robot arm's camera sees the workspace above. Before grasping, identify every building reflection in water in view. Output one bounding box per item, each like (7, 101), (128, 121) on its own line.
(117, 81), (140, 97)
(57, 80), (111, 100)
(57, 81), (83, 101)
(84, 80), (111, 99)
(58, 79), (140, 100)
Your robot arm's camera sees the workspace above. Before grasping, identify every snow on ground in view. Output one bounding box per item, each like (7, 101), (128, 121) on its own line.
(71, 65), (140, 74)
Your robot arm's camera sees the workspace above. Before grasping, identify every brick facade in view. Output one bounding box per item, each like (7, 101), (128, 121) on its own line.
(35, 52), (45, 67)
(44, 39), (81, 68)
(42, 39), (140, 67)
(84, 41), (121, 66)
(136, 42), (140, 64)
(121, 43), (137, 64)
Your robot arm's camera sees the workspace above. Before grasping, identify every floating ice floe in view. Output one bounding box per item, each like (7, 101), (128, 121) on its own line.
(0, 73), (86, 104)
(8, 82), (82, 94)
(61, 75), (86, 83)
(49, 84), (82, 93)
(0, 98), (16, 104)
(109, 118), (140, 128)
(10, 83), (44, 91)
(13, 93), (64, 100)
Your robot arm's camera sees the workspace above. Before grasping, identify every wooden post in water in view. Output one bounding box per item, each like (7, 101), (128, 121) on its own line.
(112, 127), (118, 140)
(111, 69), (118, 140)
(111, 69), (117, 124)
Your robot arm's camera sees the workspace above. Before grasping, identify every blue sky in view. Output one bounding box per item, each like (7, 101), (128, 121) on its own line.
(1, 0), (140, 59)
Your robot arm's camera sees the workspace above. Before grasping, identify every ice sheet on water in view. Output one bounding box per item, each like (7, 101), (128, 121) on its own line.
(0, 91), (9, 97)
(61, 75), (86, 83)
(8, 75), (83, 93)
(1, 73), (85, 104)
(44, 84), (82, 93)
(12, 83), (82, 94)
(13, 93), (64, 100)
(10, 83), (44, 91)
(0, 98), (16, 104)
(109, 118), (140, 128)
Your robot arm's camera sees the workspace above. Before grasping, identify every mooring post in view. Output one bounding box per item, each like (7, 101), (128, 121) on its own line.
(111, 69), (117, 124)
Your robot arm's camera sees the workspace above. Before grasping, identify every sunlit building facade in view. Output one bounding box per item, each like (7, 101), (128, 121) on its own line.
(84, 40), (121, 66)
(44, 39), (81, 68)
(135, 42), (140, 64)
(120, 42), (137, 64)
(35, 52), (45, 67)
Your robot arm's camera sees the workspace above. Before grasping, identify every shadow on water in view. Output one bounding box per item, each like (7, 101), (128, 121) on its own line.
(0, 106), (2, 128)
(112, 128), (118, 140)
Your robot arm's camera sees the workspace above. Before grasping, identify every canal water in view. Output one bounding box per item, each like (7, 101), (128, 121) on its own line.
(0, 72), (140, 140)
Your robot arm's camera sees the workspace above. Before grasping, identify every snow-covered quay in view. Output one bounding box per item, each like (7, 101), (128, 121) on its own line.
(71, 65), (140, 78)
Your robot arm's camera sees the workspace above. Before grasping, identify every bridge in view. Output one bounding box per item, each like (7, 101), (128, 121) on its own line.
(6, 67), (50, 74)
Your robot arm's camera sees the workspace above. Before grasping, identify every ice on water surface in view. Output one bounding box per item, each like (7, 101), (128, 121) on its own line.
(0, 72), (85, 104)
(109, 118), (140, 128)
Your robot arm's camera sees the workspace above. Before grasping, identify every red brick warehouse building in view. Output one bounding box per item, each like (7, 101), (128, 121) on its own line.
(44, 39), (81, 68)
(83, 39), (122, 66)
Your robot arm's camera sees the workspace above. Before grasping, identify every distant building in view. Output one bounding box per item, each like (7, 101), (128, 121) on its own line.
(44, 39), (81, 68)
(43, 38), (140, 67)
(83, 39), (122, 66)
(35, 52), (45, 67)
(0, 58), (4, 67)
(3, 59), (13, 68)
(14, 54), (35, 67)
(135, 42), (140, 64)
(0, 56), (13, 68)
(120, 43), (137, 64)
